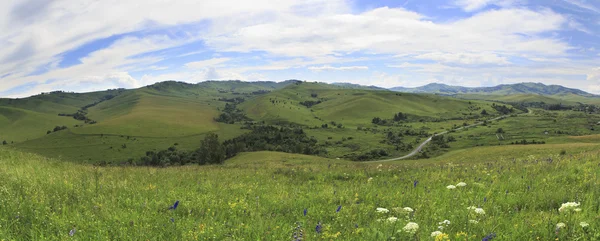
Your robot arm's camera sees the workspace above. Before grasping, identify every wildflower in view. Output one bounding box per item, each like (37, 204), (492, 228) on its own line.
(468, 206), (485, 215)
(376, 207), (390, 213)
(402, 222), (419, 235)
(368, 177), (373, 182)
(437, 226), (444, 230)
(580, 222), (589, 228)
(403, 207), (414, 212)
(387, 217), (398, 223)
(431, 231), (443, 237)
(336, 205), (342, 212)
(558, 202), (580, 213)
(315, 222), (322, 234)
(556, 222), (566, 229)
(304, 208), (307, 216)
(439, 220), (450, 225)
(169, 200), (180, 210)
(69, 228), (76, 237)
(446, 185), (456, 190)
(456, 182), (467, 187)
(474, 208), (485, 215)
(414, 180), (419, 188)
(482, 233), (496, 241)
(469, 220), (479, 224)
(170, 217), (175, 222)
(574, 208), (582, 212)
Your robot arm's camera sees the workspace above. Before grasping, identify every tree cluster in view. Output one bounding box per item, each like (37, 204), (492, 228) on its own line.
(135, 125), (325, 166)
(47, 126), (68, 134)
(491, 103), (514, 115)
(214, 103), (251, 124)
(299, 100), (322, 108)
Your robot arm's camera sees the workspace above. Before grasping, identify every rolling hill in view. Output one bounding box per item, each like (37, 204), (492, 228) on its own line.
(390, 82), (595, 96)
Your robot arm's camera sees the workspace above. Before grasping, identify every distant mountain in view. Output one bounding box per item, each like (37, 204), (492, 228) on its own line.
(331, 82), (387, 90)
(389, 82), (596, 97)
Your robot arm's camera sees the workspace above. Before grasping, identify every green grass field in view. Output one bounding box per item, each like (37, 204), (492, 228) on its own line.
(1, 145), (599, 240)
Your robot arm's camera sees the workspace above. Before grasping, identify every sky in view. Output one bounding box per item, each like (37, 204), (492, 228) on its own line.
(0, 0), (599, 98)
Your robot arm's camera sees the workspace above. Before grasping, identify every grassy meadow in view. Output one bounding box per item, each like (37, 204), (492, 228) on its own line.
(1, 146), (600, 240)
(2, 81), (600, 240)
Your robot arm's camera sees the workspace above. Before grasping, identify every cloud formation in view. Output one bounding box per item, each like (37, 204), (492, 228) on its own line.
(0, 0), (598, 97)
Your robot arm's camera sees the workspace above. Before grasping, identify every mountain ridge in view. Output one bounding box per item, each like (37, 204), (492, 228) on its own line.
(389, 82), (596, 97)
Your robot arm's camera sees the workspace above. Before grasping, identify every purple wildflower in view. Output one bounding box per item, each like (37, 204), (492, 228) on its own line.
(413, 180), (418, 188)
(304, 208), (307, 216)
(482, 233), (496, 241)
(315, 222), (322, 234)
(69, 228), (76, 237)
(336, 205), (342, 212)
(169, 200), (179, 210)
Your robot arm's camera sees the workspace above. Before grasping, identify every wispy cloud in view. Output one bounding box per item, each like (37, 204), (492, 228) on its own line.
(308, 65), (369, 71)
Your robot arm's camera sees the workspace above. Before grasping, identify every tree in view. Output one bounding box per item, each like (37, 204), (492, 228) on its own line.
(394, 112), (407, 121)
(2, 140), (6, 145)
(496, 128), (504, 133)
(481, 109), (488, 115)
(197, 133), (225, 164)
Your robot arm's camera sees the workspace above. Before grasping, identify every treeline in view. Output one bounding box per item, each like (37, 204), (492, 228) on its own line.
(133, 125), (326, 166)
(58, 94), (117, 124)
(372, 112), (409, 125)
(47, 126), (67, 134)
(510, 139), (546, 145)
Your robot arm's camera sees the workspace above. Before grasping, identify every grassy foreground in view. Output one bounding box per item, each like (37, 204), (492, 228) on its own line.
(1, 148), (599, 240)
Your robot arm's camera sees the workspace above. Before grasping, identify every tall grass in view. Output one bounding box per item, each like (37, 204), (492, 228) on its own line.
(0, 149), (598, 240)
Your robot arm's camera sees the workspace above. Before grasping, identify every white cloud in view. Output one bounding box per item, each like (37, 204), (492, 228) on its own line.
(308, 65), (368, 71)
(561, 0), (600, 13)
(184, 58), (231, 69)
(204, 7), (569, 59)
(587, 67), (600, 82)
(453, 0), (524, 12)
(414, 52), (509, 65)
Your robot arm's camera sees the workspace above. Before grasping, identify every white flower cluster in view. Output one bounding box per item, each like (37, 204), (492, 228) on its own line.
(556, 222), (566, 229)
(456, 182), (467, 187)
(580, 222), (589, 228)
(467, 206), (485, 215)
(558, 202), (580, 213)
(437, 219), (450, 230)
(431, 231), (443, 238)
(387, 217), (398, 223)
(402, 222), (419, 234)
(376, 207), (389, 213)
(446, 185), (456, 190)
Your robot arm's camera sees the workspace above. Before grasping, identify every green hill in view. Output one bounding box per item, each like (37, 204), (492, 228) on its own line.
(240, 82), (499, 127)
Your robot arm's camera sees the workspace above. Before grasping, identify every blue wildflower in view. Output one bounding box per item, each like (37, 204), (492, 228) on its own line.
(69, 228), (76, 237)
(413, 180), (418, 188)
(482, 233), (496, 241)
(484, 197), (487, 202)
(169, 200), (179, 210)
(304, 208), (307, 216)
(315, 222), (322, 234)
(336, 205), (342, 212)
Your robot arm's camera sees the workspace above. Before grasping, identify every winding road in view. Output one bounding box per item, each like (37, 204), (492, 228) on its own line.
(373, 115), (509, 162)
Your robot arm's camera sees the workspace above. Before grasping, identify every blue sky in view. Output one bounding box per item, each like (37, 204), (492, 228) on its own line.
(0, 0), (599, 97)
